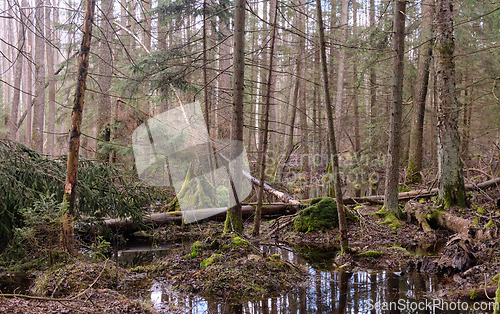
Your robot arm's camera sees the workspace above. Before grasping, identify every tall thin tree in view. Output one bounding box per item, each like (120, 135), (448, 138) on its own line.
(224, 0), (246, 234)
(316, 0), (348, 252)
(384, 0), (406, 216)
(63, 0), (96, 253)
(32, 0), (45, 151)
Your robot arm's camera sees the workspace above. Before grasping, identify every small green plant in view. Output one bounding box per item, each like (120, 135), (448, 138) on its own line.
(357, 251), (383, 258)
(200, 253), (222, 268)
(469, 289), (479, 301)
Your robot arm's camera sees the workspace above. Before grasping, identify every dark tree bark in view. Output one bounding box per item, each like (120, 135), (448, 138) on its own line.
(384, 0), (406, 216)
(407, 0), (434, 183)
(63, 0), (96, 254)
(315, 0), (348, 252)
(435, 0), (467, 208)
(224, 0), (245, 234)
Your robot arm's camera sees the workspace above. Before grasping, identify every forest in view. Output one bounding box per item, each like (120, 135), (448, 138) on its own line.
(0, 0), (499, 312)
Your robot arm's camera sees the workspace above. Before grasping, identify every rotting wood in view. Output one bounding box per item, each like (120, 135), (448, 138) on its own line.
(104, 204), (299, 231)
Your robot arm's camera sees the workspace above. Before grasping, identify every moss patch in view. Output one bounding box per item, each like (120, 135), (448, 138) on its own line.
(200, 253), (222, 269)
(357, 251), (383, 258)
(379, 212), (402, 230)
(294, 197), (339, 233)
(187, 241), (203, 258)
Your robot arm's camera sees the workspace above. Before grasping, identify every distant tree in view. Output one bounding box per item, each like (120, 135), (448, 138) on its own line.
(33, 0), (45, 151)
(407, 0), (434, 183)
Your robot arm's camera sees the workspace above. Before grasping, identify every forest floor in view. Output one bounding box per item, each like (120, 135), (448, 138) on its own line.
(1, 188), (499, 312)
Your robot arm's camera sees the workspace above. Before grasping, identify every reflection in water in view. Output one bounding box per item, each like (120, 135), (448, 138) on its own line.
(139, 242), (463, 313)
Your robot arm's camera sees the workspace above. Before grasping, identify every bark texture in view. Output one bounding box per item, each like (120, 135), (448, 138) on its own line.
(407, 0), (434, 183)
(435, 0), (467, 208)
(32, 0), (45, 151)
(384, 0), (406, 216)
(63, 0), (96, 253)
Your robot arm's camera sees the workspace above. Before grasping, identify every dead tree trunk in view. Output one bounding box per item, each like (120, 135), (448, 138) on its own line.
(62, 0), (96, 254)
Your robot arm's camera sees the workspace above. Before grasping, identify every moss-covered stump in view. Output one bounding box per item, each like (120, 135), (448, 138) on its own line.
(294, 197), (339, 233)
(154, 235), (306, 301)
(32, 259), (125, 297)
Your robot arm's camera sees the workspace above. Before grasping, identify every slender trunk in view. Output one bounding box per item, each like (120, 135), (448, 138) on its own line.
(368, 0), (377, 151)
(407, 0), (434, 183)
(97, 0), (113, 161)
(63, 0), (96, 254)
(384, 0), (406, 216)
(45, 0), (56, 155)
(224, 0), (245, 234)
(435, 0), (466, 208)
(352, 0), (360, 153)
(335, 0), (349, 146)
(297, 0), (309, 198)
(33, 0), (45, 151)
(23, 0), (33, 146)
(253, 0), (277, 237)
(316, 0), (348, 252)
(9, 5), (25, 141)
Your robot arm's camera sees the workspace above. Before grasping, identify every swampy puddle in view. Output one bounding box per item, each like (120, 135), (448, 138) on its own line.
(117, 240), (484, 314)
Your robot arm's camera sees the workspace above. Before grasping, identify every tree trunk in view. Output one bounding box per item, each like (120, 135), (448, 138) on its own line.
(335, 0), (349, 146)
(63, 0), (96, 254)
(253, 0), (277, 236)
(352, 0), (360, 154)
(383, 0), (405, 216)
(435, 0), (467, 208)
(224, 0), (245, 234)
(9, 5), (25, 141)
(298, 0), (309, 198)
(45, 0), (56, 156)
(33, 0), (45, 152)
(97, 0), (113, 161)
(23, 0), (32, 147)
(407, 0), (434, 183)
(315, 0), (348, 252)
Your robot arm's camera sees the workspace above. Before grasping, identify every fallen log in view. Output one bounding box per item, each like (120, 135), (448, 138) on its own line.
(103, 203), (299, 231)
(243, 170), (301, 205)
(350, 177), (500, 203)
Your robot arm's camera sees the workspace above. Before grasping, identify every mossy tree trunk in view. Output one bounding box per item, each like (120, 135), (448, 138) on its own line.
(407, 0), (434, 184)
(63, 0), (96, 254)
(435, 0), (467, 208)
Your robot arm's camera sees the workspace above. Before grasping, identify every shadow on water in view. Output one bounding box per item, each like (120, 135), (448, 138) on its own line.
(116, 240), (481, 314)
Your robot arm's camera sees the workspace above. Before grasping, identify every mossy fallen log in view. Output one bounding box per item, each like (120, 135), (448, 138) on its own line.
(103, 203), (299, 231)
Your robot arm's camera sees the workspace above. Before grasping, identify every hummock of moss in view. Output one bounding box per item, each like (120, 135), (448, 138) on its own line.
(294, 197), (339, 233)
(32, 259), (125, 297)
(163, 235), (305, 301)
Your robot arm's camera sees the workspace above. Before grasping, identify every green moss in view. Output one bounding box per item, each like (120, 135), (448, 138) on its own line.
(469, 289), (479, 301)
(232, 236), (250, 249)
(357, 251), (383, 258)
(200, 253), (222, 268)
(427, 210), (445, 225)
(390, 245), (412, 256)
(439, 182), (467, 209)
(495, 280), (500, 314)
(187, 241), (203, 258)
(269, 254), (284, 268)
(475, 206), (487, 214)
(373, 207), (387, 217)
(491, 273), (500, 284)
(472, 216), (479, 228)
(294, 198), (339, 233)
(379, 212), (402, 230)
(486, 220), (496, 228)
